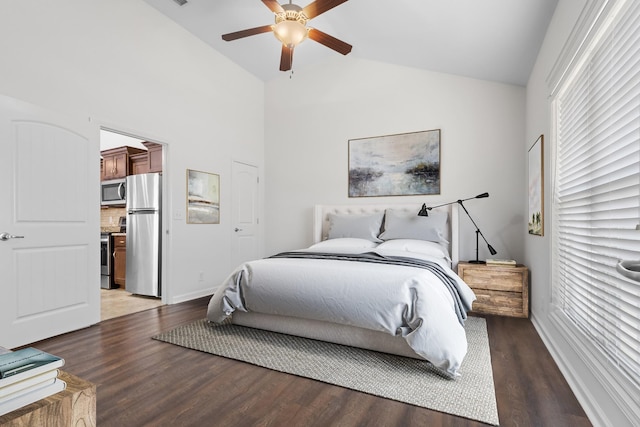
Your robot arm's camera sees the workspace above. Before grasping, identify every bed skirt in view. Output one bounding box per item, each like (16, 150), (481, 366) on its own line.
(231, 311), (424, 360)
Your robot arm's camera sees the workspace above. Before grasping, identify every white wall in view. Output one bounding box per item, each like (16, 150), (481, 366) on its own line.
(0, 0), (265, 304)
(264, 57), (526, 263)
(526, 1), (636, 426)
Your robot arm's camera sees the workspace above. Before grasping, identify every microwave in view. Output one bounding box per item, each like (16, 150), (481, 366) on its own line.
(101, 178), (126, 206)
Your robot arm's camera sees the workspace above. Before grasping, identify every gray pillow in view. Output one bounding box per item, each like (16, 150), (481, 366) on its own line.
(326, 212), (384, 242)
(379, 209), (448, 243)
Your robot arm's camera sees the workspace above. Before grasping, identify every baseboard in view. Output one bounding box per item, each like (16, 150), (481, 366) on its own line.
(531, 314), (606, 427)
(169, 287), (215, 305)
(531, 312), (639, 427)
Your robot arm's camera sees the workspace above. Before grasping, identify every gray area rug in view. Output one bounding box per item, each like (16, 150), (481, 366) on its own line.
(153, 316), (499, 426)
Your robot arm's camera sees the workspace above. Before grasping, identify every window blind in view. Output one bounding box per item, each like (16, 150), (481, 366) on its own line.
(552, 0), (640, 388)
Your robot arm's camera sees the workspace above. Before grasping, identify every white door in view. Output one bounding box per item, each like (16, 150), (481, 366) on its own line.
(231, 161), (260, 267)
(0, 95), (99, 349)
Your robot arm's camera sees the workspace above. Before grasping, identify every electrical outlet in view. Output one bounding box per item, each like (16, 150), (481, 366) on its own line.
(198, 271), (204, 282)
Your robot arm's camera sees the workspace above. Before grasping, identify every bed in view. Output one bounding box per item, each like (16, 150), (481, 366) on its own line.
(206, 204), (476, 377)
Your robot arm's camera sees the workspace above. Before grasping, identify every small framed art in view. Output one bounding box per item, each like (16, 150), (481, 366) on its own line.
(528, 135), (543, 236)
(187, 169), (220, 224)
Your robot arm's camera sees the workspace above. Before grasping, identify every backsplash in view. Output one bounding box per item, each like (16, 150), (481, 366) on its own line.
(101, 207), (126, 232)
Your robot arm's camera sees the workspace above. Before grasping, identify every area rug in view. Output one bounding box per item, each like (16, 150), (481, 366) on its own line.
(153, 316), (499, 425)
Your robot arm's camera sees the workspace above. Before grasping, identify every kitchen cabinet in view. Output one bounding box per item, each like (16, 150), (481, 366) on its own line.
(130, 152), (148, 175)
(129, 142), (163, 175)
(113, 234), (126, 287)
(146, 142), (163, 173)
(101, 146), (145, 181)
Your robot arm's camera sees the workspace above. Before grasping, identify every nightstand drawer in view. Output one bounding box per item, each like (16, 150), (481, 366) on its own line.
(460, 268), (524, 292)
(473, 288), (525, 317)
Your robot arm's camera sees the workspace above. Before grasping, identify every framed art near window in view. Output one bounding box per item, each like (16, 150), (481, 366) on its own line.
(528, 135), (543, 236)
(187, 169), (220, 224)
(348, 129), (441, 197)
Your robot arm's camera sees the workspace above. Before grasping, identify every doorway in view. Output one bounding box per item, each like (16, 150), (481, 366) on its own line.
(99, 128), (166, 320)
(231, 161), (260, 266)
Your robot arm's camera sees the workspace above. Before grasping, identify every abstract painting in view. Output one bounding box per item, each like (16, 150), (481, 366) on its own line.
(348, 129), (441, 197)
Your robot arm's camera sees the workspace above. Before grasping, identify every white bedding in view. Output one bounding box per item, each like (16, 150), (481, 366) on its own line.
(206, 240), (476, 377)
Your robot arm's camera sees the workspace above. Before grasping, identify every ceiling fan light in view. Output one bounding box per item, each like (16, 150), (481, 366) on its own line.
(273, 20), (308, 48)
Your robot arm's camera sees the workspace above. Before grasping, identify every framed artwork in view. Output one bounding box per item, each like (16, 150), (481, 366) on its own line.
(528, 135), (544, 236)
(348, 129), (441, 197)
(187, 169), (220, 224)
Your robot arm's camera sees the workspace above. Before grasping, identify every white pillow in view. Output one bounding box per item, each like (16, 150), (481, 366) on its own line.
(310, 238), (378, 249)
(379, 209), (448, 243)
(326, 212), (384, 242)
(377, 239), (451, 261)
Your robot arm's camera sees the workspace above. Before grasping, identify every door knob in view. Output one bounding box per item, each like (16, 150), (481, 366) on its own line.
(0, 232), (25, 241)
(234, 228), (243, 232)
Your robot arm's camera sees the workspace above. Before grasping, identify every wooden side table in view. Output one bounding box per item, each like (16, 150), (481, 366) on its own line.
(0, 371), (96, 427)
(457, 262), (529, 318)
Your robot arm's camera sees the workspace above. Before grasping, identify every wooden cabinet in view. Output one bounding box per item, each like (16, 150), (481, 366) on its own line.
(130, 152), (148, 175)
(129, 142), (162, 175)
(102, 149), (128, 180)
(0, 371), (96, 427)
(113, 234), (126, 287)
(101, 146), (145, 181)
(457, 262), (529, 318)
(145, 141), (163, 173)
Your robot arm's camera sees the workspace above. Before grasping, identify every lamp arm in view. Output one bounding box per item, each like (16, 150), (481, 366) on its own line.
(425, 200), (458, 210)
(457, 200), (496, 253)
(426, 193), (488, 211)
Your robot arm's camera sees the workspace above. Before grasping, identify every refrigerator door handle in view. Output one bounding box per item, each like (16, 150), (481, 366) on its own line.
(129, 209), (158, 214)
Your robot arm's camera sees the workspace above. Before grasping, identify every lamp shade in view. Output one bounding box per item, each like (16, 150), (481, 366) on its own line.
(273, 20), (308, 48)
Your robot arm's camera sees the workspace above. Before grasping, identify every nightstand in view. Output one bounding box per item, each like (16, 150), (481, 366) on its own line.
(0, 371), (96, 426)
(457, 262), (529, 318)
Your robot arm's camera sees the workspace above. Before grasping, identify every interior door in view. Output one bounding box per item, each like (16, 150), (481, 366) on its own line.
(231, 161), (259, 267)
(0, 95), (99, 349)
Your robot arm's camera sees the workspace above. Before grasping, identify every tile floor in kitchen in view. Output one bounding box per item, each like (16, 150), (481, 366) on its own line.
(100, 287), (163, 321)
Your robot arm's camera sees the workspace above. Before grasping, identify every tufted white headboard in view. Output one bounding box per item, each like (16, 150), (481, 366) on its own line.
(313, 203), (459, 267)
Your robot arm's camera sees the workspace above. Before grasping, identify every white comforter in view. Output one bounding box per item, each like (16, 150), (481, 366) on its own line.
(206, 246), (476, 377)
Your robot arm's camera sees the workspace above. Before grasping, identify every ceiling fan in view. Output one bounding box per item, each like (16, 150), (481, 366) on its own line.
(221, 0), (352, 72)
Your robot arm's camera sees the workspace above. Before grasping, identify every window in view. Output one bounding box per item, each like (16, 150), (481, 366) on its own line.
(552, 0), (640, 390)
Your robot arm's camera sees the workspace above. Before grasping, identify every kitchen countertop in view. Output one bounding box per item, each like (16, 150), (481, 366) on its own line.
(100, 227), (120, 233)
(100, 227), (126, 235)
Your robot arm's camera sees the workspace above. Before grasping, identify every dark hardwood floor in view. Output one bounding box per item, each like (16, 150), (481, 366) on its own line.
(27, 297), (591, 426)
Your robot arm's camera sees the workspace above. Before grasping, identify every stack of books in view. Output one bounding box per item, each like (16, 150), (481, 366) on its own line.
(0, 347), (66, 416)
(486, 258), (517, 266)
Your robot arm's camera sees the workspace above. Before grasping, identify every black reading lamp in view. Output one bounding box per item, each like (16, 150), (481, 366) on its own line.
(418, 192), (497, 264)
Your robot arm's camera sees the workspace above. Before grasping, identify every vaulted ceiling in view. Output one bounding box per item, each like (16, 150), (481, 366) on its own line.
(143, 0), (558, 86)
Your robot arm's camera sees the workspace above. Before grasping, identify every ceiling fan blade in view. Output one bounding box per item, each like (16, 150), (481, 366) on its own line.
(303, 0), (349, 19)
(280, 45), (293, 71)
(262, 0), (284, 14)
(308, 28), (352, 55)
(222, 25), (274, 41)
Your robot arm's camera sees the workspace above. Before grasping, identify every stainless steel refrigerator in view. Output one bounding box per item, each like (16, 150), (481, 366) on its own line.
(126, 173), (161, 297)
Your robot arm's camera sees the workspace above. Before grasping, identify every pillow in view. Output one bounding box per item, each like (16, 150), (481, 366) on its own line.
(310, 238), (378, 249)
(377, 239), (450, 261)
(326, 212), (384, 242)
(379, 209), (448, 243)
